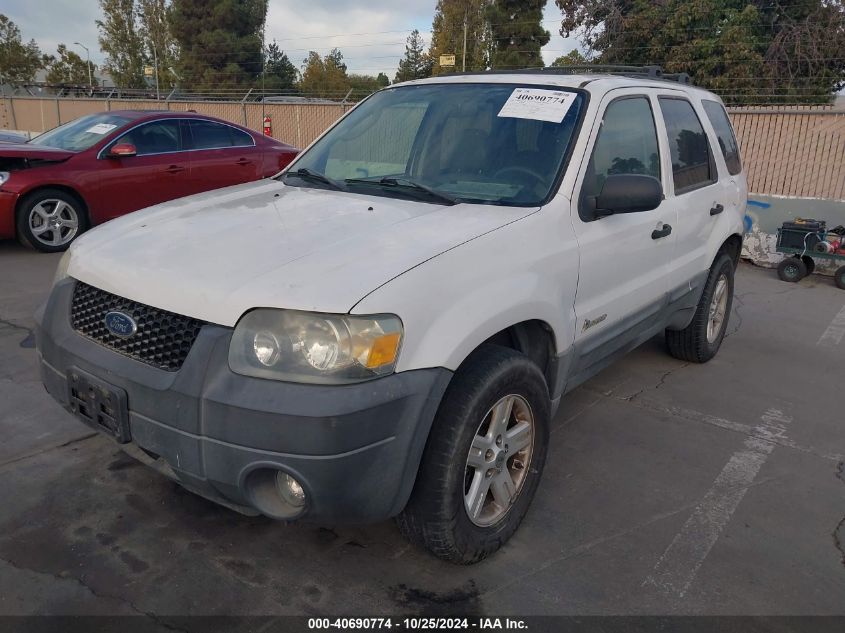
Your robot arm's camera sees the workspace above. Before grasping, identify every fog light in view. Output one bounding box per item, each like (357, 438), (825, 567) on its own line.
(276, 472), (306, 508)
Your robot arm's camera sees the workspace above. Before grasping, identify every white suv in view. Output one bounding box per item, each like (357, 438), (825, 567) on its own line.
(36, 68), (746, 563)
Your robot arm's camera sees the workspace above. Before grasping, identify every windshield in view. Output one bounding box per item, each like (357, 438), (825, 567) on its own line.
(29, 113), (133, 151)
(286, 83), (585, 206)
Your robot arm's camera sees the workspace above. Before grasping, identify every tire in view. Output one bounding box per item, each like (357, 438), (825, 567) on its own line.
(777, 257), (807, 283)
(665, 252), (735, 363)
(16, 188), (87, 253)
(397, 344), (550, 564)
(835, 266), (845, 291)
(801, 256), (816, 276)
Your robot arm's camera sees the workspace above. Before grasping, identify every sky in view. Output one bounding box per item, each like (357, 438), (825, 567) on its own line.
(2, 0), (581, 79)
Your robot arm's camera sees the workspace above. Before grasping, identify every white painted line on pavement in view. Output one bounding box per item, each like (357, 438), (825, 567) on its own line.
(817, 303), (845, 346)
(643, 408), (792, 598)
(634, 398), (843, 462)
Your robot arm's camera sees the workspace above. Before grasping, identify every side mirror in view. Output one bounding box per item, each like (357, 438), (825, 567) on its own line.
(594, 174), (663, 218)
(107, 143), (137, 158)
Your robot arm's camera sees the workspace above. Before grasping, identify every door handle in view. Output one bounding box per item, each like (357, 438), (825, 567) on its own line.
(165, 165), (185, 174)
(710, 203), (725, 216)
(235, 158), (252, 166)
(651, 224), (673, 240)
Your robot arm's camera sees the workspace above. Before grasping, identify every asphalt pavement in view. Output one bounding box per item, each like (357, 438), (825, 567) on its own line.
(0, 240), (843, 621)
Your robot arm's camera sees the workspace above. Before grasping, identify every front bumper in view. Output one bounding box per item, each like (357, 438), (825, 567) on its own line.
(36, 280), (452, 523)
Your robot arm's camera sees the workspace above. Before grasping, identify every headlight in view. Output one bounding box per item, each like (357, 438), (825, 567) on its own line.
(229, 309), (403, 384)
(53, 249), (72, 285)
(0, 172), (10, 187)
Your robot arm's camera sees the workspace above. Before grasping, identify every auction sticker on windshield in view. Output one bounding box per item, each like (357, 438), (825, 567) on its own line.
(84, 123), (119, 135)
(497, 88), (578, 123)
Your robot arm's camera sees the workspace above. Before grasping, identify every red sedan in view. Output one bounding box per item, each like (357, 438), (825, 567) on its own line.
(0, 111), (298, 252)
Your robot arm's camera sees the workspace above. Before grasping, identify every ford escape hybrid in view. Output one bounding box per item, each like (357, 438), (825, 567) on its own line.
(36, 67), (746, 563)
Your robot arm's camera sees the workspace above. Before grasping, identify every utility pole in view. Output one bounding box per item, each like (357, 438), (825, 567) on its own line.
(151, 40), (160, 100)
(73, 42), (92, 89)
(462, 9), (468, 72)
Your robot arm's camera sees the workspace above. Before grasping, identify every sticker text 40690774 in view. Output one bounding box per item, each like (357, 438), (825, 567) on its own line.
(497, 88), (578, 123)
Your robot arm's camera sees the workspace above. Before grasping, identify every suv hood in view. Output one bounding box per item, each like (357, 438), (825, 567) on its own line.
(67, 179), (537, 326)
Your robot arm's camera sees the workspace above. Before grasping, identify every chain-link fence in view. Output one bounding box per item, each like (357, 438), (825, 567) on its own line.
(2, 92), (844, 200)
(0, 92), (354, 149)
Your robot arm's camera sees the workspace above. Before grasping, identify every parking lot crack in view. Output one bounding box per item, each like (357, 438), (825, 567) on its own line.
(0, 316), (30, 332)
(0, 555), (188, 629)
(655, 364), (689, 390)
(0, 316), (36, 350)
(0, 432), (99, 470)
(624, 363), (690, 403)
(835, 462), (845, 569)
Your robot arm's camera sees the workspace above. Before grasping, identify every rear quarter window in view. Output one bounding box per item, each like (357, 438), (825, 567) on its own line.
(702, 100), (742, 176)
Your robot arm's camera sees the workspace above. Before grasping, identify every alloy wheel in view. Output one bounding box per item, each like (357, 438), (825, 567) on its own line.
(707, 274), (729, 344)
(28, 199), (80, 248)
(464, 394), (535, 527)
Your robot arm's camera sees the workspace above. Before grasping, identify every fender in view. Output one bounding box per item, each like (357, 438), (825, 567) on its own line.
(352, 205), (580, 375)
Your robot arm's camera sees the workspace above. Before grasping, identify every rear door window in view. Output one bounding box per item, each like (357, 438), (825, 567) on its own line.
(702, 100), (742, 175)
(658, 97), (716, 194)
(189, 120), (252, 150)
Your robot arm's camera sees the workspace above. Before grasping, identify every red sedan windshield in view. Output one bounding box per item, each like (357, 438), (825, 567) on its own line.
(29, 113), (134, 152)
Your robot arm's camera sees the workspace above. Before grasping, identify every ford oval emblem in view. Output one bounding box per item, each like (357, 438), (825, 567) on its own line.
(104, 311), (137, 338)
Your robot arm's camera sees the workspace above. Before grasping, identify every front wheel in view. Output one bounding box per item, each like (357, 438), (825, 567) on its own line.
(777, 256), (807, 283)
(397, 345), (550, 564)
(16, 189), (87, 253)
(665, 252), (735, 363)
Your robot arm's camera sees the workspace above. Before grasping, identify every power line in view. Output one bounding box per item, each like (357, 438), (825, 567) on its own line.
(266, 11), (841, 44)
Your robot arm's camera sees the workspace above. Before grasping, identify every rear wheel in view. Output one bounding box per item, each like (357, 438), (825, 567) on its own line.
(665, 252), (735, 363)
(777, 257), (807, 283)
(397, 345), (550, 564)
(17, 189), (87, 253)
(835, 266), (845, 290)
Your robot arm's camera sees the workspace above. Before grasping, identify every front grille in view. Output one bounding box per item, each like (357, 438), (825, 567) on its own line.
(70, 282), (206, 371)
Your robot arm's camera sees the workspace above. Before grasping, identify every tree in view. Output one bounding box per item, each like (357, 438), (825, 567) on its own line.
(137, 0), (178, 90)
(429, 0), (491, 74)
(395, 29), (433, 83)
(97, 0), (146, 88)
(376, 72), (390, 87)
(0, 14), (43, 84)
(299, 49), (350, 99)
(264, 40), (297, 92)
(487, 0), (550, 70)
(348, 74), (383, 99)
(45, 44), (97, 85)
(326, 48), (347, 74)
(554, 0), (845, 104)
(551, 49), (587, 66)
(169, 0), (267, 91)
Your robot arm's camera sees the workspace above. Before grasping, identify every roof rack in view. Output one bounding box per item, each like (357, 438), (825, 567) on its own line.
(467, 64), (693, 85)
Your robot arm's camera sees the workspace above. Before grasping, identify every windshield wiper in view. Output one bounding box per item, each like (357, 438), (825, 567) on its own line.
(345, 176), (459, 206)
(282, 168), (345, 191)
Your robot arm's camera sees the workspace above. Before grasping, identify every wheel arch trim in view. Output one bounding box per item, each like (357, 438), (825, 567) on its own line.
(15, 184), (91, 224)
